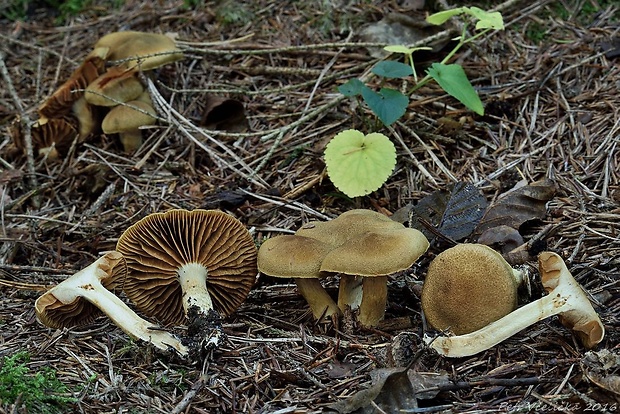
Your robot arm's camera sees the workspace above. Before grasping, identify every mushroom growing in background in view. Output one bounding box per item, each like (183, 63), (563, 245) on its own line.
(101, 98), (157, 153)
(425, 251), (605, 357)
(35, 251), (188, 356)
(38, 47), (107, 120)
(29, 118), (78, 160)
(421, 243), (524, 335)
(93, 31), (183, 70)
(116, 209), (257, 352)
(257, 234), (341, 320)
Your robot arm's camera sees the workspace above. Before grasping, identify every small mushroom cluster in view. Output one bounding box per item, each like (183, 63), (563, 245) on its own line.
(421, 244), (605, 357)
(35, 209), (258, 358)
(17, 31), (182, 158)
(257, 209), (430, 327)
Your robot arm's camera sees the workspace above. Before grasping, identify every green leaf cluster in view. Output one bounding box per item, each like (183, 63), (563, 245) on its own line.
(0, 351), (76, 414)
(338, 6), (504, 126)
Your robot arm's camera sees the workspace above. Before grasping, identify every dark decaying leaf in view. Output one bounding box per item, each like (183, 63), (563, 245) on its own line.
(477, 224), (524, 254)
(326, 368), (450, 413)
(409, 181), (487, 242)
(472, 179), (557, 240)
(581, 350), (620, 397)
(199, 95), (248, 132)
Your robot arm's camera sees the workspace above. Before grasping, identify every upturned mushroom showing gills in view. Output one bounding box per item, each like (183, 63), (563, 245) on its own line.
(421, 243), (524, 335)
(34, 252), (188, 356)
(425, 251), (605, 357)
(116, 209), (257, 353)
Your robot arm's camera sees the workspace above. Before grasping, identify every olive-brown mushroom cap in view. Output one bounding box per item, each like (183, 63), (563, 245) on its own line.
(85, 66), (143, 107)
(258, 235), (332, 278)
(296, 209), (404, 247)
(101, 101), (157, 134)
(116, 209), (257, 325)
(94, 31), (183, 70)
(320, 228), (429, 276)
(421, 243), (519, 335)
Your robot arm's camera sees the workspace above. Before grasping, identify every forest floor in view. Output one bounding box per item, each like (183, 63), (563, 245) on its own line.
(0, 0), (619, 413)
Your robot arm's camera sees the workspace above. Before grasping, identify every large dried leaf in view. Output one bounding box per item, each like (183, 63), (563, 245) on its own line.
(472, 179), (557, 239)
(409, 181), (487, 241)
(326, 368), (450, 413)
(581, 350), (620, 397)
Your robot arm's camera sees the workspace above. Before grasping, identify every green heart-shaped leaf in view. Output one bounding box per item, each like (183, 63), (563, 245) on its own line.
(324, 129), (397, 198)
(427, 63), (484, 115)
(338, 78), (365, 97)
(465, 7), (504, 30)
(361, 87), (408, 126)
(372, 61), (413, 79)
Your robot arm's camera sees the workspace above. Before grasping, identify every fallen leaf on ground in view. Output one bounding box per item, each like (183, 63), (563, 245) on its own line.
(326, 367), (450, 413)
(409, 181), (487, 242)
(472, 179), (557, 240)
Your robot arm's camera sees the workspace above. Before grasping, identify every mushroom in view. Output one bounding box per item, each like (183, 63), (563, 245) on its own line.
(320, 227), (429, 326)
(101, 99), (157, 153)
(29, 117), (78, 160)
(425, 251), (605, 357)
(421, 243), (524, 335)
(38, 47), (107, 119)
(84, 65), (143, 107)
(257, 234), (341, 320)
(34, 251), (188, 356)
(94, 31), (183, 70)
(295, 209), (429, 326)
(116, 209), (257, 351)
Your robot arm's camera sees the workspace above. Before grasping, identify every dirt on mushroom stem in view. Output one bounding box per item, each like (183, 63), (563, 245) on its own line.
(186, 305), (226, 361)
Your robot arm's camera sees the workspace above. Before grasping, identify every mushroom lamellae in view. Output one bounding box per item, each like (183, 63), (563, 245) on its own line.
(425, 251), (605, 357)
(116, 209), (257, 354)
(35, 252), (188, 356)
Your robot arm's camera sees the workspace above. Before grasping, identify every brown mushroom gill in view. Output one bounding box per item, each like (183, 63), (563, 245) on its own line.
(117, 209), (257, 327)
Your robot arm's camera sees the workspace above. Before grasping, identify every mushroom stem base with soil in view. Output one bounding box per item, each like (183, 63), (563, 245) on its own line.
(295, 278), (341, 320)
(178, 263), (224, 350)
(425, 252), (605, 357)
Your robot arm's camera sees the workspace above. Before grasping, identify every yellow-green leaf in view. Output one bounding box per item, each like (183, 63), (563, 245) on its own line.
(324, 129), (397, 198)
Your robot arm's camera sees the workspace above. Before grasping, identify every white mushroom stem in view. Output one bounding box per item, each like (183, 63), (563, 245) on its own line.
(338, 275), (388, 327)
(358, 276), (388, 327)
(51, 256), (188, 356)
(178, 263), (214, 315)
(425, 252), (605, 357)
(338, 275), (363, 311)
(295, 278), (341, 320)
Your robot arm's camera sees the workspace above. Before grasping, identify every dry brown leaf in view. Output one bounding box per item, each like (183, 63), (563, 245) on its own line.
(326, 367), (450, 413)
(409, 181), (487, 242)
(472, 179), (557, 240)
